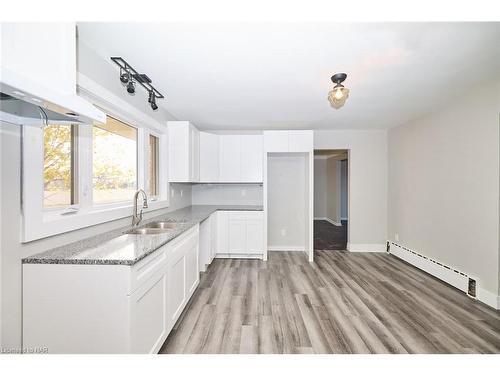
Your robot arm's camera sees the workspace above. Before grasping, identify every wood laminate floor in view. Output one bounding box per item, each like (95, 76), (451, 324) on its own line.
(159, 250), (500, 354)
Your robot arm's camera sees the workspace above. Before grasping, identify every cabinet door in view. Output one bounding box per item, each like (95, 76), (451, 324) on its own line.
(288, 130), (313, 152)
(246, 215), (264, 255)
(168, 122), (190, 182)
(210, 213), (218, 262)
(227, 214), (247, 254)
(166, 250), (186, 329)
(198, 218), (211, 271)
(199, 132), (219, 182)
(185, 236), (199, 298)
(130, 269), (168, 354)
(216, 211), (228, 254)
(219, 135), (241, 182)
(190, 126), (200, 182)
(263, 131), (289, 152)
(241, 135), (263, 182)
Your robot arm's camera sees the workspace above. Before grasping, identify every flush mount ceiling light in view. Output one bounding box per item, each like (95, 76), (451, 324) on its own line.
(328, 73), (349, 109)
(111, 57), (164, 111)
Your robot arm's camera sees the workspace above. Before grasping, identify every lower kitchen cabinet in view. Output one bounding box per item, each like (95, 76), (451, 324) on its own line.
(22, 225), (200, 354)
(215, 211), (264, 258)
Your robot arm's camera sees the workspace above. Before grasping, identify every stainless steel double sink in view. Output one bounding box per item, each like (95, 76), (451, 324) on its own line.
(126, 221), (184, 235)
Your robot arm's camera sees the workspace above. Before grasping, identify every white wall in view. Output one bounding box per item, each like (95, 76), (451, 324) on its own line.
(267, 154), (309, 250)
(313, 158), (327, 218)
(191, 184), (263, 206)
(314, 130), (387, 251)
(388, 78), (500, 300)
(340, 159), (348, 219)
(0, 37), (187, 350)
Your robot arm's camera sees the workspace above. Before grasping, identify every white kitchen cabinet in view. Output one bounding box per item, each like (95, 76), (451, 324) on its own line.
(166, 225), (199, 330)
(23, 225), (200, 354)
(263, 130), (313, 153)
(199, 132), (220, 182)
(246, 214), (265, 254)
(289, 130), (314, 152)
(168, 121), (200, 182)
(263, 131), (289, 152)
(199, 213), (218, 271)
(216, 211), (264, 258)
(130, 269), (168, 354)
(1, 23), (77, 95)
(219, 135), (242, 182)
(218, 134), (263, 182)
(227, 214), (247, 254)
(241, 135), (263, 182)
(190, 125), (200, 181)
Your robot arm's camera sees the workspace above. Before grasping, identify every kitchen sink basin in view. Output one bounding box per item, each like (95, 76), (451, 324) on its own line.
(145, 221), (182, 229)
(125, 221), (185, 235)
(125, 227), (173, 235)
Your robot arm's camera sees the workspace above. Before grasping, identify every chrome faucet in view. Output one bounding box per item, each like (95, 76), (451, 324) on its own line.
(132, 189), (149, 226)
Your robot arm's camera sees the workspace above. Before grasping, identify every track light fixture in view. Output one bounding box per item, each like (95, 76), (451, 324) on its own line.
(148, 90), (158, 110)
(111, 57), (165, 111)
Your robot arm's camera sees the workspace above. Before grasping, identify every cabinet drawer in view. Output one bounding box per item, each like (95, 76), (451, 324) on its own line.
(130, 246), (168, 294)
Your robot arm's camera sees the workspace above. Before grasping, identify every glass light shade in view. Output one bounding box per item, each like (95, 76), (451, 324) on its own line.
(328, 86), (350, 109)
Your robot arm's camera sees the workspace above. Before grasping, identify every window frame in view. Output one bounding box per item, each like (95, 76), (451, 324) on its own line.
(22, 102), (170, 242)
(42, 123), (79, 211)
(147, 132), (161, 200)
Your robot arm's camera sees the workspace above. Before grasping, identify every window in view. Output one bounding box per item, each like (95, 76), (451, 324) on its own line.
(92, 116), (137, 204)
(149, 134), (159, 197)
(43, 124), (77, 208)
(23, 101), (169, 242)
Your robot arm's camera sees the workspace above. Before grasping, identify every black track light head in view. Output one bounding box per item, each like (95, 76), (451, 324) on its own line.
(149, 90), (158, 110)
(120, 67), (130, 84)
(126, 80), (135, 94)
(120, 71), (130, 83)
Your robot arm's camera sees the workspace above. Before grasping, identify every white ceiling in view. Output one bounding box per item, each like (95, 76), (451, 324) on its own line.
(77, 22), (499, 130)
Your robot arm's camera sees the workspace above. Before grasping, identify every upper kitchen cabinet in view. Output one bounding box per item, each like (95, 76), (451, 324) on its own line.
(240, 135), (263, 182)
(0, 23), (106, 124)
(1, 23), (76, 95)
(199, 132), (220, 182)
(168, 121), (200, 182)
(219, 134), (263, 183)
(264, 130), (313, 153)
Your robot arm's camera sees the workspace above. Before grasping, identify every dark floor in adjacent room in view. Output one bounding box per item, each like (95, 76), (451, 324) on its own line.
(314, 219), (348, 250)
(159, 251), (500, 354)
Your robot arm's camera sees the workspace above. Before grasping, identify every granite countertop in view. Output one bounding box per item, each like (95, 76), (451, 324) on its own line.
(22, 205), (263, 266)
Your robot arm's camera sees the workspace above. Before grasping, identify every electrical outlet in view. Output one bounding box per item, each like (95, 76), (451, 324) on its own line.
(180, 189), (183, 197)
(171, 189), (175, 198)
(281, 229), (286, 237)
(395, 233), (399, 241)
(241, 189), (246, 197)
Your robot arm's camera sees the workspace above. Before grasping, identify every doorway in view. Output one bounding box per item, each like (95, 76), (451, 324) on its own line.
(313, 150), (348, 250)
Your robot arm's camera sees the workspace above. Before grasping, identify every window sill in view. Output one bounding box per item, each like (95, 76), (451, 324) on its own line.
(23, 199), (170, 243)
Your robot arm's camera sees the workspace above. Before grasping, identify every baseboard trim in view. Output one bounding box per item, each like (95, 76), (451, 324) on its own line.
(347, 243), (386, 252)
(477, 288), (500, 310)
(268, 246), (305, 252)
(215, 253), (263, 259)
(314, 217), (342, 226)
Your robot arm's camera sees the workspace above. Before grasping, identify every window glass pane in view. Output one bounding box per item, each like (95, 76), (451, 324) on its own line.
(149, 134), (159, 196)
(93, 116), (137, 204)
(43, 124), (76, 208)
